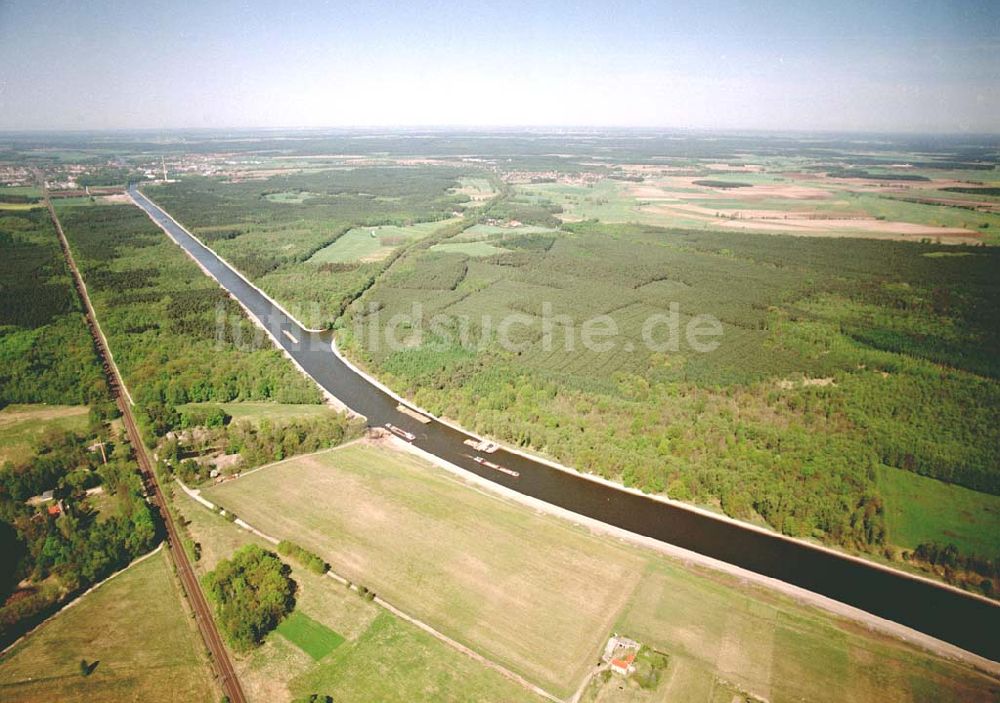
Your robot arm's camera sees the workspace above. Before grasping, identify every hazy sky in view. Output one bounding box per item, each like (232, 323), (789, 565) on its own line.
(1, 0), (998, 132)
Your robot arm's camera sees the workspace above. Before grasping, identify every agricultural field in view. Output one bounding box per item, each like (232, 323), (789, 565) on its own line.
(456, 223), (560, 238)
(452, 176), (497, 206)
(201, 441), (999, 702)
(429, 240), (508, 257)
(205, 442), (644, 697)
(519, 171), (999, 243)
(0, 186), (43, 199)
(615, 561), (998, 703)
(0, 549), (216, 703)
(172, 474), (544, 703)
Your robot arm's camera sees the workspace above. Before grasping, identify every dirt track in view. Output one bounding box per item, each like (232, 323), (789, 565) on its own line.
(41, 178), (247, 703)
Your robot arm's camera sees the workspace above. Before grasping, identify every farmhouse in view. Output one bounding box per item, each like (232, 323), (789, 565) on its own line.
(602, 634), (641, 676)
(610, 652), (637, 675)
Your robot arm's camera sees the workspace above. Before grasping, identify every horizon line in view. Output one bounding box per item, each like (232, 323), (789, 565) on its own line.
(2, 125), (999, 139)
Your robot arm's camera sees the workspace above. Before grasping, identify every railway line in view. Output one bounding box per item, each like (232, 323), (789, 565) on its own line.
(42, 180), (247, 703)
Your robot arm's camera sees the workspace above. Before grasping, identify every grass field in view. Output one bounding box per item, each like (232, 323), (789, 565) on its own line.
(275, 611), (345, 661)
(879, 464), (1000, 556)
(51, 196), (107, 208)
(0, 404), (90, 465)
(265, 191), (321, 204)
(429, 241), (508, 257)
(289, 611), (543, 703)
(616, 561), (999, 703)
(453, 177), (496, 206)
(203, 443), (999, 701)
(309, 219), (459, 264)
(172, 476), (544, 702)
(0, 186), (42, 198)
(457, 223), (558, 239)
(178, 401), (340, 425)
(0, 549), (216, 703)
(0, 202), (42, 211)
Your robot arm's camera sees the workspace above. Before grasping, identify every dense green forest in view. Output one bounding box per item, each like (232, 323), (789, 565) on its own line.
(341, 220), (1000, 590)
(0, 210), (106, 406)
(57, 204), (322, 412)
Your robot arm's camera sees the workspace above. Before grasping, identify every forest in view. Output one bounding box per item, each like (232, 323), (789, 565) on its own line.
(0, 210), (106, 407)
(57, 204), (322, 409)
(341, 219), (1000, 591)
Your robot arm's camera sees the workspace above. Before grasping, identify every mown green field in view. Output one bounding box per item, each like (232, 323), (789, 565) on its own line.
(0, 404), (90, 465)
(265, 191), (320, 204)
(309, 219), (458, 264)
(0, 549), (216, 703)
(0, 186), (43, 198)
(457, 223), (558, 238)
(879, 464), (1000, 556)
(51, 196), (107, 208)
(275, 610), (345, 661)
(203, 443), (999, 701)
(290, 612), (543, 703)
(429, 240), (508, 257)
(173, 476), (544, 703)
